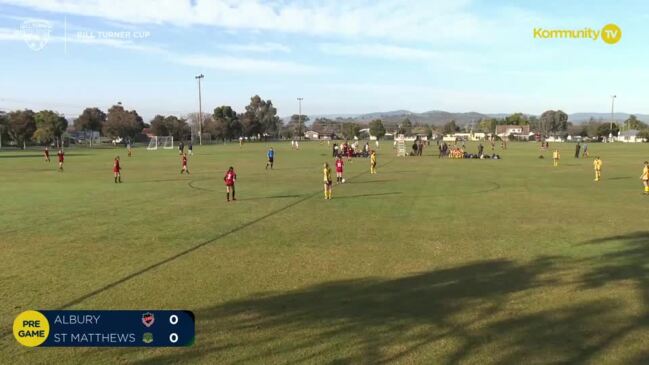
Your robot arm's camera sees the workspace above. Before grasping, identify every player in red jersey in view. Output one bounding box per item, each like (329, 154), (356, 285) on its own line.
(224, 166), (237, 201)
(43, 147), (50, 162)
(347, 145), (353, 161)
(180, 153), (190, 174)
(335, 155), (344, 184)
(57, 149), (64, 171)
(113, 156), (122, 183)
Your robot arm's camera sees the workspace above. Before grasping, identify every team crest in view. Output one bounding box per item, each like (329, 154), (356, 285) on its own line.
(21, 19), (52, 51)
(142, 312), (155, 327)
(142, 332), (154, 344)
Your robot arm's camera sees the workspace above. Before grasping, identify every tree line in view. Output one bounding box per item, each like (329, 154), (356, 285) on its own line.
(2, 103), (647, 148)
(0, 95), (288, 148)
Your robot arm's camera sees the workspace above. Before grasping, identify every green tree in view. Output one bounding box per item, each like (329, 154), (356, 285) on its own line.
(369, 119), (386, 139)
(398, 118), (413, 135)
(103, 104), (144, 139)
(341, 122), (361, 139)
(168, 116), (190, 140)
(505, 113), (529, 125)
(211, 106), (241, 140)
(442, 120), (460, 135)
(33, 110), (68, 146)
(286, 114), (310, 137)
(637, 129), (649, 141)
(150, 115), (190, 140)
(7, 109), (36, 148)
(596, 122), (619, 137)
(478, 118), (497, 134)
(624, 114), (648, 130)
(241, 95), (281, 137)
(412, 123), (431, 138)
(567, 123), (587, 137)
(150, 115), (168, 136)
(311, 118), (341, 137)
(538, 110), (568, 136)
(74, 107), (106, 141)
(0, 112), (8, 147)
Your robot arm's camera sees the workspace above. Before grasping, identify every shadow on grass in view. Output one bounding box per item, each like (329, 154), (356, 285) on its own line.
(128, 253), (649, 364)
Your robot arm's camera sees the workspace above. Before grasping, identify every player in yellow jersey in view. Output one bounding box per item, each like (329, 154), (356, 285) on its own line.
(593, 156), (602, 182)
(552, 149), (560, 167)
(641, 161), (649, 195)
(323, 162), (332, 199)
(370, 150), (377, 174)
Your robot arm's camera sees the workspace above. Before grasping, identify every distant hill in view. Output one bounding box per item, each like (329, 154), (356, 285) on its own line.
(294, 110), (649, 126)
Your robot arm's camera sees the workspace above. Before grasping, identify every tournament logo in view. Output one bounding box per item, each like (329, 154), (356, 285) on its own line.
(141, 312), (155, 327)
(21, 19), (52, 51)
(142, 332), (153, 344)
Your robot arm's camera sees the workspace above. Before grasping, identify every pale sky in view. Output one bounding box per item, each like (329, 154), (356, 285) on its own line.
(1, 0), (648, 120)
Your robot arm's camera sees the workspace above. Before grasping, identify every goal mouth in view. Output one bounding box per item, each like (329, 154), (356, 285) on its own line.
(147, 136), (174, 150)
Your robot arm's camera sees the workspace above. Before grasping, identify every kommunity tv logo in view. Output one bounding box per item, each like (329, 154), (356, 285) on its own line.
(533, 23), (621, 44)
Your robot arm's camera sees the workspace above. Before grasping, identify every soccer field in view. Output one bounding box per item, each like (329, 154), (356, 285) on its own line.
(1, 141), (648, 364)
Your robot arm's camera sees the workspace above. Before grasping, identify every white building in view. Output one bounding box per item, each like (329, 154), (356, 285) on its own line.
(617, 129), (646, 143)
(444, 132), (487, 141)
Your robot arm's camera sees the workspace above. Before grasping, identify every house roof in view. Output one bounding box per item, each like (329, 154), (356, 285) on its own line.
(495, 125), (530, 134)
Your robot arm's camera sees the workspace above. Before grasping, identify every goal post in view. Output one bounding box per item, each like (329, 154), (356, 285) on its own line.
(147, 136), (174, 150)
(162, 136), (174, 149)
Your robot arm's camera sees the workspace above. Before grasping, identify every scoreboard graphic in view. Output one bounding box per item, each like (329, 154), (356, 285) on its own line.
(13, 310), (195, 347)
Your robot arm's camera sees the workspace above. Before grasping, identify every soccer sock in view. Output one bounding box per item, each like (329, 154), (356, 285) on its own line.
(114, 176), (117, 183)
(226, 192), (230, 201)
(232, 189), (235, 200)
(118, 176), (122, 183)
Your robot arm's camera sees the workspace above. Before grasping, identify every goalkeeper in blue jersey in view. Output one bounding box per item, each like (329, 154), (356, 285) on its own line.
(266, 147), (275, 170)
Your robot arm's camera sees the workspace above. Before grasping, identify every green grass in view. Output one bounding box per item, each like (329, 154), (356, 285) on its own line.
(1, 141), (648, 364)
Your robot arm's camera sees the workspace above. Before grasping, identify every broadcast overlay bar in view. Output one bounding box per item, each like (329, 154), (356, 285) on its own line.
(13, 310), (195, 347)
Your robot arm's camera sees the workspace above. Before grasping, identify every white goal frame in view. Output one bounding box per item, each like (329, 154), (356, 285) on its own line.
(147, 136), (174, 150)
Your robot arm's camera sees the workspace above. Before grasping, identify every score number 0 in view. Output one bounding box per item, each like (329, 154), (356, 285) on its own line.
(169, 314), (179, 344)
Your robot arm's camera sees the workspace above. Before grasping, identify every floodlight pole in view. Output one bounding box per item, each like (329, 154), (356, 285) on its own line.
(297, 97), (303, 140)
(195, 74), (204, 145)
(609, 95), (616, 140)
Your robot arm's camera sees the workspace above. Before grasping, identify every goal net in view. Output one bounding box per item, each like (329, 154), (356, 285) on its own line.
(147, 136), (174, 150)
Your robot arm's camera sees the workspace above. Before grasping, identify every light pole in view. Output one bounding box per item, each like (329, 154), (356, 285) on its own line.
(609, 94), (616, 140)
(297, 97), (303, 139)
(195, 74), (204, 145)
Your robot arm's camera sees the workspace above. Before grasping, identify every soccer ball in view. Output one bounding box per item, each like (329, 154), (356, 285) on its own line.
(342, 178), (346, 183)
